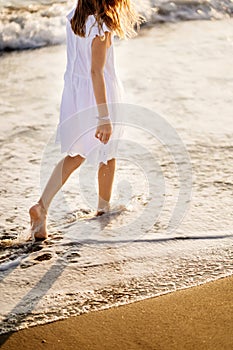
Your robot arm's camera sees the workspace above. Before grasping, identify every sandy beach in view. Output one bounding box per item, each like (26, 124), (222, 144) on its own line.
(1, 276), (233, 349)
(0, 3), (233, 347)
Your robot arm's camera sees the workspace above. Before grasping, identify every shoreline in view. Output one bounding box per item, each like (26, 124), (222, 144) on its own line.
(1, 17), (233, 349)
(1, 275), (233, 349)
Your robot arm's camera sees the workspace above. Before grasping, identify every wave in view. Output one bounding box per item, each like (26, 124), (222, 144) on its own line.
(0, 0), (232, 51)
(0, 1), (72, 51)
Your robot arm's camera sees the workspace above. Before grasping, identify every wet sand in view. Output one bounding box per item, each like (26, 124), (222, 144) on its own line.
(1, 275), (233, 350)
(1, 16), (233, 344)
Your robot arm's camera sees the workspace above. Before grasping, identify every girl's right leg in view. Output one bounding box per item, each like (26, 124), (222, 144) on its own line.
(96, 158), (116, 216)
(29, 154), (85, 240)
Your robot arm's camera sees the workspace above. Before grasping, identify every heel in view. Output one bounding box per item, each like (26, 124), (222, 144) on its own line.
(29, 203), (48, 240)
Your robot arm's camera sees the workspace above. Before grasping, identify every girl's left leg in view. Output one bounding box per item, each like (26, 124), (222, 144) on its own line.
(29, 154), (85, 240)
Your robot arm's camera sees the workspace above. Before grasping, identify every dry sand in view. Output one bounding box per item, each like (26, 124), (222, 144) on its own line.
(1, 276), (233, 350)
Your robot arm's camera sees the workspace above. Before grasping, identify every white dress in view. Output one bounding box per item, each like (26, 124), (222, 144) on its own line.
(55, 8), (125, 165)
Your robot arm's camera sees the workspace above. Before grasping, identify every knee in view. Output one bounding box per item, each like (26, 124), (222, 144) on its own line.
(99, 158), (116, 168)
(67, 154), (86, 168)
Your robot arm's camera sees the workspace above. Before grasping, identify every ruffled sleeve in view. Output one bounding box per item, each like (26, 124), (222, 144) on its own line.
(86, 15), (112, 41)
(66, 8), (75, 21)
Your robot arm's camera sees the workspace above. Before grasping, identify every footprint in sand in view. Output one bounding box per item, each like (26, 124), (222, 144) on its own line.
(62, 249), (81, 264)
(20, 250), (55, 269)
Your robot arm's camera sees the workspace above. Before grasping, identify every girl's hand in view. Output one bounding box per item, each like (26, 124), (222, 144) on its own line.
(95, 118), (113, 144)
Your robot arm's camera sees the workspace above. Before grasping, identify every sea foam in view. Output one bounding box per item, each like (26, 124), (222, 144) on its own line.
(0, 0), (232, 51)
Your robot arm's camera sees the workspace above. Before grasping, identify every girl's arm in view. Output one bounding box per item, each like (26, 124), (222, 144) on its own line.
(91, 32), (112, 144)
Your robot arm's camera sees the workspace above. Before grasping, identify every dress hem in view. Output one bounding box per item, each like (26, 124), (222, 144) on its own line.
(67, 151), (116, 166)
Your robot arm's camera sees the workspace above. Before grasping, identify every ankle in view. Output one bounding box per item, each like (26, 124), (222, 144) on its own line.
(97, 201), (110, 212)
(37, 199), (48, 214)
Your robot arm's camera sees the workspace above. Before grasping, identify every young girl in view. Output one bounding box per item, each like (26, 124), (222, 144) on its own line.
(29, 0), (142, 240)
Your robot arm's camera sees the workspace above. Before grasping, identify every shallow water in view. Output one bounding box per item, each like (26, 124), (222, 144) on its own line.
(0, 18), (233, 334)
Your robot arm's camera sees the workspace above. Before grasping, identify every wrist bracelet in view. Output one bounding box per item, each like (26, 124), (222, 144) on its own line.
(96, 115), (111, 120)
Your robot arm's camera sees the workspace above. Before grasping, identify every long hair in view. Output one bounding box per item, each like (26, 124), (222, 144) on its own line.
(70, 0), (144, 39)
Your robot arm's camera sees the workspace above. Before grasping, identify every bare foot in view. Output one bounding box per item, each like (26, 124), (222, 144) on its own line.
(95, 204), (110, 217)
(29, 202), (48, 241)
(95, 209), (106, 217)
